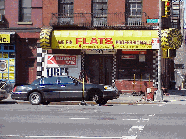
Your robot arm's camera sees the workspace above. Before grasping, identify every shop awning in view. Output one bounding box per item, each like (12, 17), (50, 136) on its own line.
(40, 29), (183, 50)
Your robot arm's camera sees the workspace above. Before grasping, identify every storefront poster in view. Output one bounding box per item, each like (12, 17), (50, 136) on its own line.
(46, 54), (77, 68)
(139, 55), (146, 62)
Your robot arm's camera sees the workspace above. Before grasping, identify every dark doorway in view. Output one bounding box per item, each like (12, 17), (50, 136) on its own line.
(85, 55), (113, 85)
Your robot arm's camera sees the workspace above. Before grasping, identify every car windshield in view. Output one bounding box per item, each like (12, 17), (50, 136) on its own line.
(31, 79), (40, 85)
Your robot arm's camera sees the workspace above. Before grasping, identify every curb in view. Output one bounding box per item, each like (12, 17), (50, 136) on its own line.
(13, 100), (164, 105)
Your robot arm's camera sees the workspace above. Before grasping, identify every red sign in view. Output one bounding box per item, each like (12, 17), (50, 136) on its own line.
(121, 55), (136, 59)
(122, 50), (147, 54)
(47, 55), (76, 65)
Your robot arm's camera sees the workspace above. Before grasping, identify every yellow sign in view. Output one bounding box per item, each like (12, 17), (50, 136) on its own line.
(40, 29), (183, 50)
(50, 30), (159, 50)
(0, 34), (10, 43)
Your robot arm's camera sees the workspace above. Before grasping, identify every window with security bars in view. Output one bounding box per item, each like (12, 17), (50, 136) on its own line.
(92, 0), (108, 26)
(19, 0), (32, 22)
(58, 0), (74, 25)
(0, 0), (5, 15)
(126, 0), (142, 26)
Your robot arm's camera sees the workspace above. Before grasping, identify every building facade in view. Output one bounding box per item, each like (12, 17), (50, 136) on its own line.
(0, 0), (183, 93)
(0, 0), (42, 85)
(40, 0), (161, 93)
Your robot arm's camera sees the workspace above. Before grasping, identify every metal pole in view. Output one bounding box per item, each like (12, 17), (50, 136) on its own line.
(155, 0), (163, 101)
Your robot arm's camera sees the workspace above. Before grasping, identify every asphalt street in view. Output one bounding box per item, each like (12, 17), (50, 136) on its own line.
(0, 103), (186, 139)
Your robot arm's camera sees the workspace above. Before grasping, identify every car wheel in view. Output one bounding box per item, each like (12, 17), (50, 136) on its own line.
(29, 92), (42, 105)
(93, 94), (107, 105)
(98, 98), (108, 105)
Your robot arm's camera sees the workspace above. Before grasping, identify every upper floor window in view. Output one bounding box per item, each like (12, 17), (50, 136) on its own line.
(126, 0), (142, 26)
(92, 0), (108, 26)
(19, 0), (32, 22)
(0, 0), (5, 15)
(127, 0), (142, 17)
(58, 0), (74, 16)
(58, 0), (74, 25)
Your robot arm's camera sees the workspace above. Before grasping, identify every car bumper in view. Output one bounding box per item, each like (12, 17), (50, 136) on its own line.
(11, 92), (28, 100)
(103, 90), (119, 100)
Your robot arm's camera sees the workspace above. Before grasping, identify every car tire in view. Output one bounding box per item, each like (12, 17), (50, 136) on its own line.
(42, 101), (50, 105)
(97, 98), (107, 105)
(93, 94), (107, 105)
(29, 92), (42, 105)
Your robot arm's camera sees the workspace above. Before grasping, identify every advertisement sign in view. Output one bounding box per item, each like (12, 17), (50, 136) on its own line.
(121, 55), (136, 59)
(0, 34), (10, 43)
(46, 54), (77, 68)
(51, 30), (159, 49)
(139, 55), (146, 62)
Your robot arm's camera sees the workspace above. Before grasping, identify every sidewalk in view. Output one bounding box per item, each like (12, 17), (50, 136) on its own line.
(2, 89), (186, 105)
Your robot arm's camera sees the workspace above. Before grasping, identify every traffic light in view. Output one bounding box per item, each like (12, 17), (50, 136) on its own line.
(162, 0), (170, 18)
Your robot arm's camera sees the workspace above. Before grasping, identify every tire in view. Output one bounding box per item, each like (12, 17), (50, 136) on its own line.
(98, 98), (107, 105)
(29, 92), (42, 105)
(42, 101), (50, 105)
(93, 94), (107, 105)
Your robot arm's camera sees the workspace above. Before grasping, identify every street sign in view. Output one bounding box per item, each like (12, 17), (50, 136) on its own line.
(147, 19), (159, 23)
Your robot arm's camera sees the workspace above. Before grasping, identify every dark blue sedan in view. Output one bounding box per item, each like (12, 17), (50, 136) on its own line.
(11, 76), (119, 105)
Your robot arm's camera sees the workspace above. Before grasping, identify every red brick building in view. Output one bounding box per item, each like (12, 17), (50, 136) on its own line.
(0, 0), (42, 84)
(0, 0), (182, 92)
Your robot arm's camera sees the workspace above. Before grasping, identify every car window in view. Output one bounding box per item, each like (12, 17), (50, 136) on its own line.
(43, 77), (58, 85)
(31, 79), (40, 85)
(58, 77), (74, 84)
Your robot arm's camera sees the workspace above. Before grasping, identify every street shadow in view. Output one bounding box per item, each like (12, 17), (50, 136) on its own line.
(0, 101), (18, 104)
(168, 90), (186, 96)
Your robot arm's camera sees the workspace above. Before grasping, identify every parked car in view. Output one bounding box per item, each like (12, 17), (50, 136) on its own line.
(11, 76), (119, 105)
(0, 80), (13, 101)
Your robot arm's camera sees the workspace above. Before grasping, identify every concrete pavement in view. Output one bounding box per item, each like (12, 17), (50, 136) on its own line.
(2, 89), (186, 105)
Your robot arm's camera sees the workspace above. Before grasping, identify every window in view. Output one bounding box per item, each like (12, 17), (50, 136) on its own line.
(43, 77), (58, 85)
(92, 0), (108, 26)
(0, 0), (5, 15)
(58, 0), (74, 25)
(126, 0), (142, 25)
(129, 0), (142, 16)
(19, 0), (32, 22)
(58, 77), (74, 84)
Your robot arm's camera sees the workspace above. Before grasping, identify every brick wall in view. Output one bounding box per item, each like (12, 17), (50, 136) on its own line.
(43, 0), (58, 27)
(5, 0), (42, 28)
(115, 80), (155, 93)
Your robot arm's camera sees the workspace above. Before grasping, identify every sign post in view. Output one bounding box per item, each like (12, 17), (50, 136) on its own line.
(155, 0), (163, 101)
(80, 78), (87, 105)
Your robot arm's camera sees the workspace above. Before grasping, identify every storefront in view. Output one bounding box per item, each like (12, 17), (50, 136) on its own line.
(0, 32), (15, 83)
(39, 29), (182, 92)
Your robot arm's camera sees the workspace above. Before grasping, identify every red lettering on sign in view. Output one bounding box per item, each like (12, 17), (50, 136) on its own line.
(90, 38), (98, 44)
(98, 38), (105, 44)
(83, 38), (89, 44)
(76, 38), (82, 44)
(105, 38), (113, 44)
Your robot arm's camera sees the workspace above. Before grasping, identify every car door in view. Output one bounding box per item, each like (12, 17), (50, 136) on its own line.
(58, 77), (83, 100)
(39, 77), (60, 99)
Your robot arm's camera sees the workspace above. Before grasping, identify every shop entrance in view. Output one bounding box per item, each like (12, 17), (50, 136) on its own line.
(85, 55), (113, 85)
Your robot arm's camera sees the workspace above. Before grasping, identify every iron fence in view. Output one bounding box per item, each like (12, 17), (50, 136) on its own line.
(49, 12), (150, 28)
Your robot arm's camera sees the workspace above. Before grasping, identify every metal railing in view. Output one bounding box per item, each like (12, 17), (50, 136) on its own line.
(49, 12), (150, 28)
